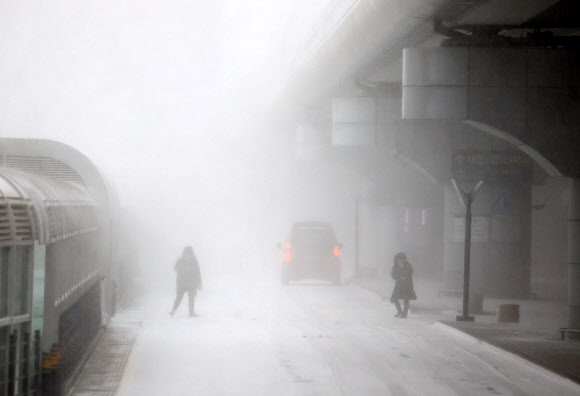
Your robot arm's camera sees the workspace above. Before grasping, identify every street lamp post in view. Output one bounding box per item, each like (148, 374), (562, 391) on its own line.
(452, 179), (484, 322)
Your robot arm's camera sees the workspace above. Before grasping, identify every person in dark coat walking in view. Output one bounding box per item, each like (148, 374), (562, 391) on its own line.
(170, 246), (202, 317)
(390, 252), (416, 318)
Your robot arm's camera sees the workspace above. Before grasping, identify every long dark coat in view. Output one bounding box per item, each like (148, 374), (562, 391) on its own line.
(390, 261), (417, 302)
(175, 254), (202, 294)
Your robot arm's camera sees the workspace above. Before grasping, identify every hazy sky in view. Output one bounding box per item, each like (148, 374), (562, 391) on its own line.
(0, 0), (356, 196)
(0, 1), (338, 158)
(0, 0), (358, 271)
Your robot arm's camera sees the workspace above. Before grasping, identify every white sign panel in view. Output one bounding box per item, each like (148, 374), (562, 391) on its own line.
(333, 97), (376, 123)
(332, 97), (376, 147)
(453, 216), (489, 243)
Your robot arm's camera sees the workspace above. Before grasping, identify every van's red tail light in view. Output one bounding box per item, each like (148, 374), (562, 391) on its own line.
(284, 242), (292, 261)
(334, 246), (340, 257)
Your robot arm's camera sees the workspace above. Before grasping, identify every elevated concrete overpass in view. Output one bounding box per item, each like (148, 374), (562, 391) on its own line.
(279, 0), (580, 328)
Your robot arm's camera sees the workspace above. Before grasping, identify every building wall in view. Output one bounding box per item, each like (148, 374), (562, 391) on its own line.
(531, 176), (569, 300)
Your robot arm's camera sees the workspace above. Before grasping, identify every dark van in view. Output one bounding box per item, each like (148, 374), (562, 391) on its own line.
(280, 222), (342, 285)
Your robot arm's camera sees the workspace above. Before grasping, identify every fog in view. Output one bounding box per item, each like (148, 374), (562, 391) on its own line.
(0, 0), (361, 284)
(1, 1), (570, 302)
(3, 2), (578, 395)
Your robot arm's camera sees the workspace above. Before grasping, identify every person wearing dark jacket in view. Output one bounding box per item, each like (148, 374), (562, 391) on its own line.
(170, 246), (202, 317)
(390, 252), (416, 318)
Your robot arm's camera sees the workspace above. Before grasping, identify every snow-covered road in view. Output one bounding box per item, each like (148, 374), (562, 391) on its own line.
(117, 276), (579, 396)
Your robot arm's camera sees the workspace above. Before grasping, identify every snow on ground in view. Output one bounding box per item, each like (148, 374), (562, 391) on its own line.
(117, 273), (579, 396)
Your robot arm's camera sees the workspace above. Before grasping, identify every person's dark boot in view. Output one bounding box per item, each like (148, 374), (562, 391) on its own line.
(188, 297), (196, 317)
(401, 300), (409, 318)
(394, 300), (403, 317)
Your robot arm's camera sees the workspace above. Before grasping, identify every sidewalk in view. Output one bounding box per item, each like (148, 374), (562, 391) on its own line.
(67, 311), (142, 395)
(358, 276), (580, 385)
(69, 277), (579, 394)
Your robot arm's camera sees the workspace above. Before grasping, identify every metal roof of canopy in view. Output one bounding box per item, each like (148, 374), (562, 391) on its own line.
(0, 167), (97, 246)
(0, 139), (114, 213)
(1, 155), (85, 185)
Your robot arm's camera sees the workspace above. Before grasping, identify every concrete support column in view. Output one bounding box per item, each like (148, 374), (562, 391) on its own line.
(569, 178), (580, 328)
(358, 203), (398, 278)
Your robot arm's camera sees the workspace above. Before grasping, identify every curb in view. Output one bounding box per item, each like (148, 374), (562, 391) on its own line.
(64, 326), (106, 395)
(433, 321), (580, 387)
